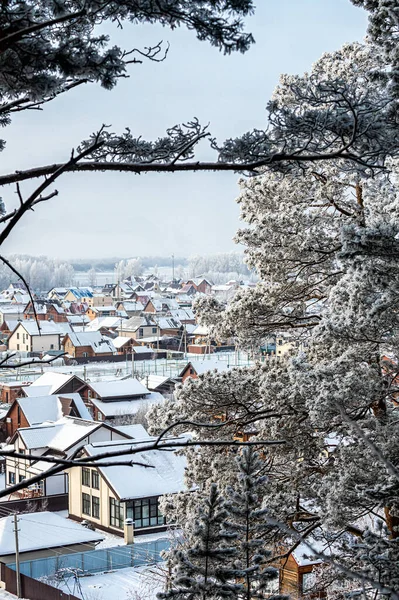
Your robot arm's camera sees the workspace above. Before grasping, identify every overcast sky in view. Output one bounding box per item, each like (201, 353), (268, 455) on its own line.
(1, 0), (368, 260)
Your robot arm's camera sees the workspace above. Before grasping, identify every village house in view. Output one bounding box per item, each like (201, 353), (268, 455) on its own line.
(0, 381), (25, 404)
(0, 512), (103, 566)
(86, 293), (114, 308)
(47, 287), (68, 301)
(0, 303), (26, 324)
(83, 378), (163, 421)
(143, 297), (179, 315)
(153, 316), (183, 337)
(62, 331), (116, 359)
(118, 315), (158, 340)
(3, 393), (92, 438)
(5, 417), (131, 497)
(140, 374), (178, 396)
(179, 359), (232, 383)
(86, 305), (117, 320)
(170, 307), (196, 325)
(115, 300), (144, 318)
(21, 371), (87, 398)
(63, 287), (94, 303)
(23, 299), (68, 322)
(8, 321), (72, 353)
(68, 437), (187, 536)
(186, 278), (212, 295)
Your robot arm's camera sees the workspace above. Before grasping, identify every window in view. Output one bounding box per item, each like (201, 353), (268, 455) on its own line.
(82, 468), (90, 487)
(82, 493), (91, 516)
(97, 411), (103, 421)
(139, 328), (144, 337)
(109, 498), (124, 529)
(91, 470), (100, 490)
(17, 344), (19, 351)
(126, 497), (165, 529)
(82, 352), (89, 358)
(92, 496), (100, 519)
(8, 471), (15, 484)
(16, 333), (19, 339)
(19, 475), (25, 483)
(152, 328), (157, 334)
(50, 344), (54, 350)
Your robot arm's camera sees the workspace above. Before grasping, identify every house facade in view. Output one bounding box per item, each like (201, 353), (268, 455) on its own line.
(68, 437), (186, 536)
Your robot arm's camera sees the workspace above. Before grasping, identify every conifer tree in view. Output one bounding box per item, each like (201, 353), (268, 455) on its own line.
(223, 447), (283, 600)
(158, 484), (241, 600)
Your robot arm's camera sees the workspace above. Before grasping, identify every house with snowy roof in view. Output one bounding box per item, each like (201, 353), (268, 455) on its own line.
(179, 359), (232, 383)
(62, 331), (116, 359)
(8, 320), (73, 353)
(23, 299), (68, 323)
(0, 512), (103, 565)
(5, 417), (132, 497)
(84, 379), (164, 421)
(115, 300), (144, 318)
(21, 371), (87, 397)
(64, 287), (94, 303)
(68, 436), (187, 536)
(117, 315), (158, 340)
(4, 393), (92, 438)
(86, 305), (117, 320)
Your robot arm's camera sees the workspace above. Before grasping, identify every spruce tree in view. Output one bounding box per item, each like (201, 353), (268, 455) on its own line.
(223, 447), (283, 600)
(158, 484), (241, 600)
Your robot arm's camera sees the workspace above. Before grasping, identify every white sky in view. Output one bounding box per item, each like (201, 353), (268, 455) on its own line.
(1, 0), (368, 260)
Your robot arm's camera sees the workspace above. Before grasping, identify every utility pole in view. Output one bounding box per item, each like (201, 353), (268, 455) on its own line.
(13, 513), (21, 598)
(131, 345), (135, 378)
(172, 254), (175, 282)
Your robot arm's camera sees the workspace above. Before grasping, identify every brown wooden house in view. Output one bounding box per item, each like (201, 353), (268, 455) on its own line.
(63, 332), (116, 359)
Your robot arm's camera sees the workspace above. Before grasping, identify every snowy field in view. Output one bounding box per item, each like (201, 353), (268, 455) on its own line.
(0, 351), (253, 384)
(58, 564), (164, 600)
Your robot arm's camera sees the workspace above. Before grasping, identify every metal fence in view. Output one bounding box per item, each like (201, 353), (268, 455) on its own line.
(8, 538), (170, 580)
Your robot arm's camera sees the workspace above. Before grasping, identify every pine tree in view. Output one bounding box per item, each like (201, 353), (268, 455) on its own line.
(158, 484), (241, 600)
(223, 447), (283, 600)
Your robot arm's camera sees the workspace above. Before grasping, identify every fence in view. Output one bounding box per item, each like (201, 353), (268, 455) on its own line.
(1, 562), (80, 600)
(8, 538), (170, 581)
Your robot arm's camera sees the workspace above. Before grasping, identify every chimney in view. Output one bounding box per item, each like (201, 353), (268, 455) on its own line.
(124, 518), (134, 545)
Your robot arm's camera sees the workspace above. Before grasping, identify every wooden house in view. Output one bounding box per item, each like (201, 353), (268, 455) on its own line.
(62, 332), (116, 359)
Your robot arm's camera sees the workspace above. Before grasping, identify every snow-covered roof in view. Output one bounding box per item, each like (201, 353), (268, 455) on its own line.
(155, 317), (182, 330)
(119, 301), (144, 312)
(140, 375), (175, 391)
(170, 308), (195, 321)
(27, 371), (80, 394)
(112, 336), (133, 349)
(85, 317), (123, 331)
(181, 359), (232, 377)
(191, 324), (209, 336)
(18, 418), (99, 451)
(17, 321), (73, 336)
(0, 512), (103, 556)
(66, 332), (116, 354)
(114, 424), (151, 439)
(17, 393), (92, 424)
(88, 378), (149, 399)
(90, 392), (164, 418)
(84, 437), (187, 500)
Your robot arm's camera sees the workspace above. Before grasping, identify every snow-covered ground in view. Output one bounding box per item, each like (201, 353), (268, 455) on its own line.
(58, 564), (164, 600)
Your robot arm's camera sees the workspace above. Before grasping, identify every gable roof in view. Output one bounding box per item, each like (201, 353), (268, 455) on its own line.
(65, 332), (116, 354)
(0, 512), (103, 556)
(180, 359), (232, 377)
(17, 418), (100, 451)
(87, 378), (149, 400)
(15, 393), (92, 425)
(14, 321), (72, 337)
(84, 436), (187, 500)
(26, 372), (85, 394)
(89, 391), (164, 418)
